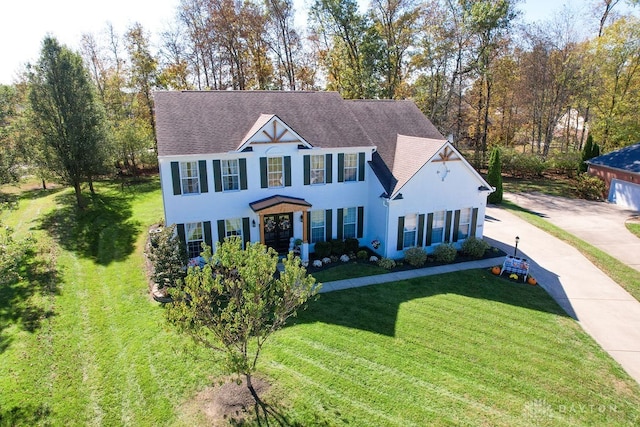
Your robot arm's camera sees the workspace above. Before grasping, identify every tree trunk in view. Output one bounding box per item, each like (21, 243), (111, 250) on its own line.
(42, 179), (47, 190)
(74, 181), (85, 209)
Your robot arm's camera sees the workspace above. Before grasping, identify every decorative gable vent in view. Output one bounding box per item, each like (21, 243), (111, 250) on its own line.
(237, 114), (311, 151)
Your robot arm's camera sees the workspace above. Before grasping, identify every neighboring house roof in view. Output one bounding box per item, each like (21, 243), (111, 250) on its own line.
(154, 90), (448, 195)
(586, 142), (640, 174)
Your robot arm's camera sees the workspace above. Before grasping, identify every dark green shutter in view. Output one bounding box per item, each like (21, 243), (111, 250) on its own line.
(176, 223), (186, 247)
(325, 209), (333, 241)
(445, 211), (453, 243)
(337, 208), (344, 240)
(357, 206), (364, 238)
(397, 216), (405, 250)
(260, 157), (268, 188)
(171, 162), (181, 195)
(303, 155), (310, 185)
(453, 210), (461, 242)
(239, 158), (248, 190)
(417, 214), (425, 247)
(306, 211), (311, 242)
(242, 217), (250, 247)
(470, 208), (478, 238)
(337, 153), (344, 182)
(212, 160), (222, 192)
(358, 152), (365, 181)
(284, 156), (291, 187)
(426, 213), (434, 246)
(217, 220), (225, 243)
(203, 221), (212, 249)
(198, 160), (208, 193)
(325, 154), (333, 183)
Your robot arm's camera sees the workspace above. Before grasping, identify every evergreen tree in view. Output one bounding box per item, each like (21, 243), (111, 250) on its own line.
(487, 146), (503, 204)
(581, 135), (595, 172)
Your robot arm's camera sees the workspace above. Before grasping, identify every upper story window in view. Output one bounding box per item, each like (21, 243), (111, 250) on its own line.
(403, 213), (418, 248)
(457, 208), (472, 240)
(180, 161), (200, 194)
(267, 157), (284, 188)
(310, 155), (325, 184)
(431, 210), (445, 245)
(222, 159), (239, 191)
(343, 153), (358, 182)
(186, 222), (204, 258)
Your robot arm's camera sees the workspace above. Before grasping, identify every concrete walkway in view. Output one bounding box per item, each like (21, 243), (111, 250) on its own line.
(320, 198), (640, 384)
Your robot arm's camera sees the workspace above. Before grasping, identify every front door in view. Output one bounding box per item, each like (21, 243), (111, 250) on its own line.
(263, 213), (293, 253)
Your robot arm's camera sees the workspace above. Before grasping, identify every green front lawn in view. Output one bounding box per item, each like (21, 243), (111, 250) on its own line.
(2, 180), (640, 425)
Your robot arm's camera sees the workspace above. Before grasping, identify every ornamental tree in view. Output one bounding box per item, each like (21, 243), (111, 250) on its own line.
(164, 237), (319, 402)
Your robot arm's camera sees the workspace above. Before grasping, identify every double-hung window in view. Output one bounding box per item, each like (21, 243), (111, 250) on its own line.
(343, 207), (357, 239)
(310, 155), (325, 184)
(225, 218), (243, 239)
(457, 208), (471, 240)
(267, 157), (284, 188)
(431, 211), (445, 245)
(186, 222), (204, 258)
(310, 210), (325, 243)
(180, 161), (200, 194)
(343, 153), (358, 182)
(221, 159), (239, 191)
(403, 213), (418, 248)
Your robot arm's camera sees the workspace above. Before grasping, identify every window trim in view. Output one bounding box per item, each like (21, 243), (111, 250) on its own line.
(186, 222), (204, 258)
(343, 153), (358, 183)
(310, 154), (325, 185)
(403, 213), (418, 249)
(221, 159), (240, 192)
(431, 210), (446, 246)
(180, 161), (200, 194)
(310, 210), (325, 244)
(342, 207), (357, 239)
(267, 156), (284, 188)
(457, 208), (472, 241)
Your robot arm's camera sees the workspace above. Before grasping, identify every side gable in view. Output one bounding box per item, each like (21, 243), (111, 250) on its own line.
(390, 137), (492, 198)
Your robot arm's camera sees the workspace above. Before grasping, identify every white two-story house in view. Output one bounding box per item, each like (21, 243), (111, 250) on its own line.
(155, 91), (493, 261)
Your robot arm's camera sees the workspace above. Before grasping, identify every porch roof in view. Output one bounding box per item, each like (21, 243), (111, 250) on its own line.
(249, 195), (312, 213)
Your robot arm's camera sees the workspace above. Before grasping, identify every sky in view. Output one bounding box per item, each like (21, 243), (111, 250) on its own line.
(0, 0), (635, 85)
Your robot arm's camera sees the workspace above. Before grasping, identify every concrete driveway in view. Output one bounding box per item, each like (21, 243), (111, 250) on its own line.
(504, 192), (640, 271)
(483, 196), (640, 384)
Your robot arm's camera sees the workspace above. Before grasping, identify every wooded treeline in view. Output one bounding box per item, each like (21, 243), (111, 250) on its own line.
(1, 0), (639, 193)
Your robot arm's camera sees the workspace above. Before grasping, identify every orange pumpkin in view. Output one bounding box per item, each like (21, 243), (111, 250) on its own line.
(491, 266), (501, 275)
(527, 277), (537, 286)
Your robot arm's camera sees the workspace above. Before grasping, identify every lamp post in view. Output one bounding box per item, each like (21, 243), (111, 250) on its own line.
(514, 236), (520, 257)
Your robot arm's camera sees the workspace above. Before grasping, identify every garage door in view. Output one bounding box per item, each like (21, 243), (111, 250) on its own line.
(608, 178), (640, 211)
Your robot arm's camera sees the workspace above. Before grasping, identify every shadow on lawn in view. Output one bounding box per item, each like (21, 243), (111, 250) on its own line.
(293, 269), (570, 337)
(37, 189), (142, 265)
(0, 245), (59, 354)
(0, 403), (51, 427)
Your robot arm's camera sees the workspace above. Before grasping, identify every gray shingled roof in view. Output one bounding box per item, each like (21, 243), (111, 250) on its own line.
(587, 142), (640, 174)
(154, 90), (445, 194)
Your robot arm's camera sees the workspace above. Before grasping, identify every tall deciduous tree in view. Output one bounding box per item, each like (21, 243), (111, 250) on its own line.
(28, 37), (109, 208)
(165, 237), (319, 403)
